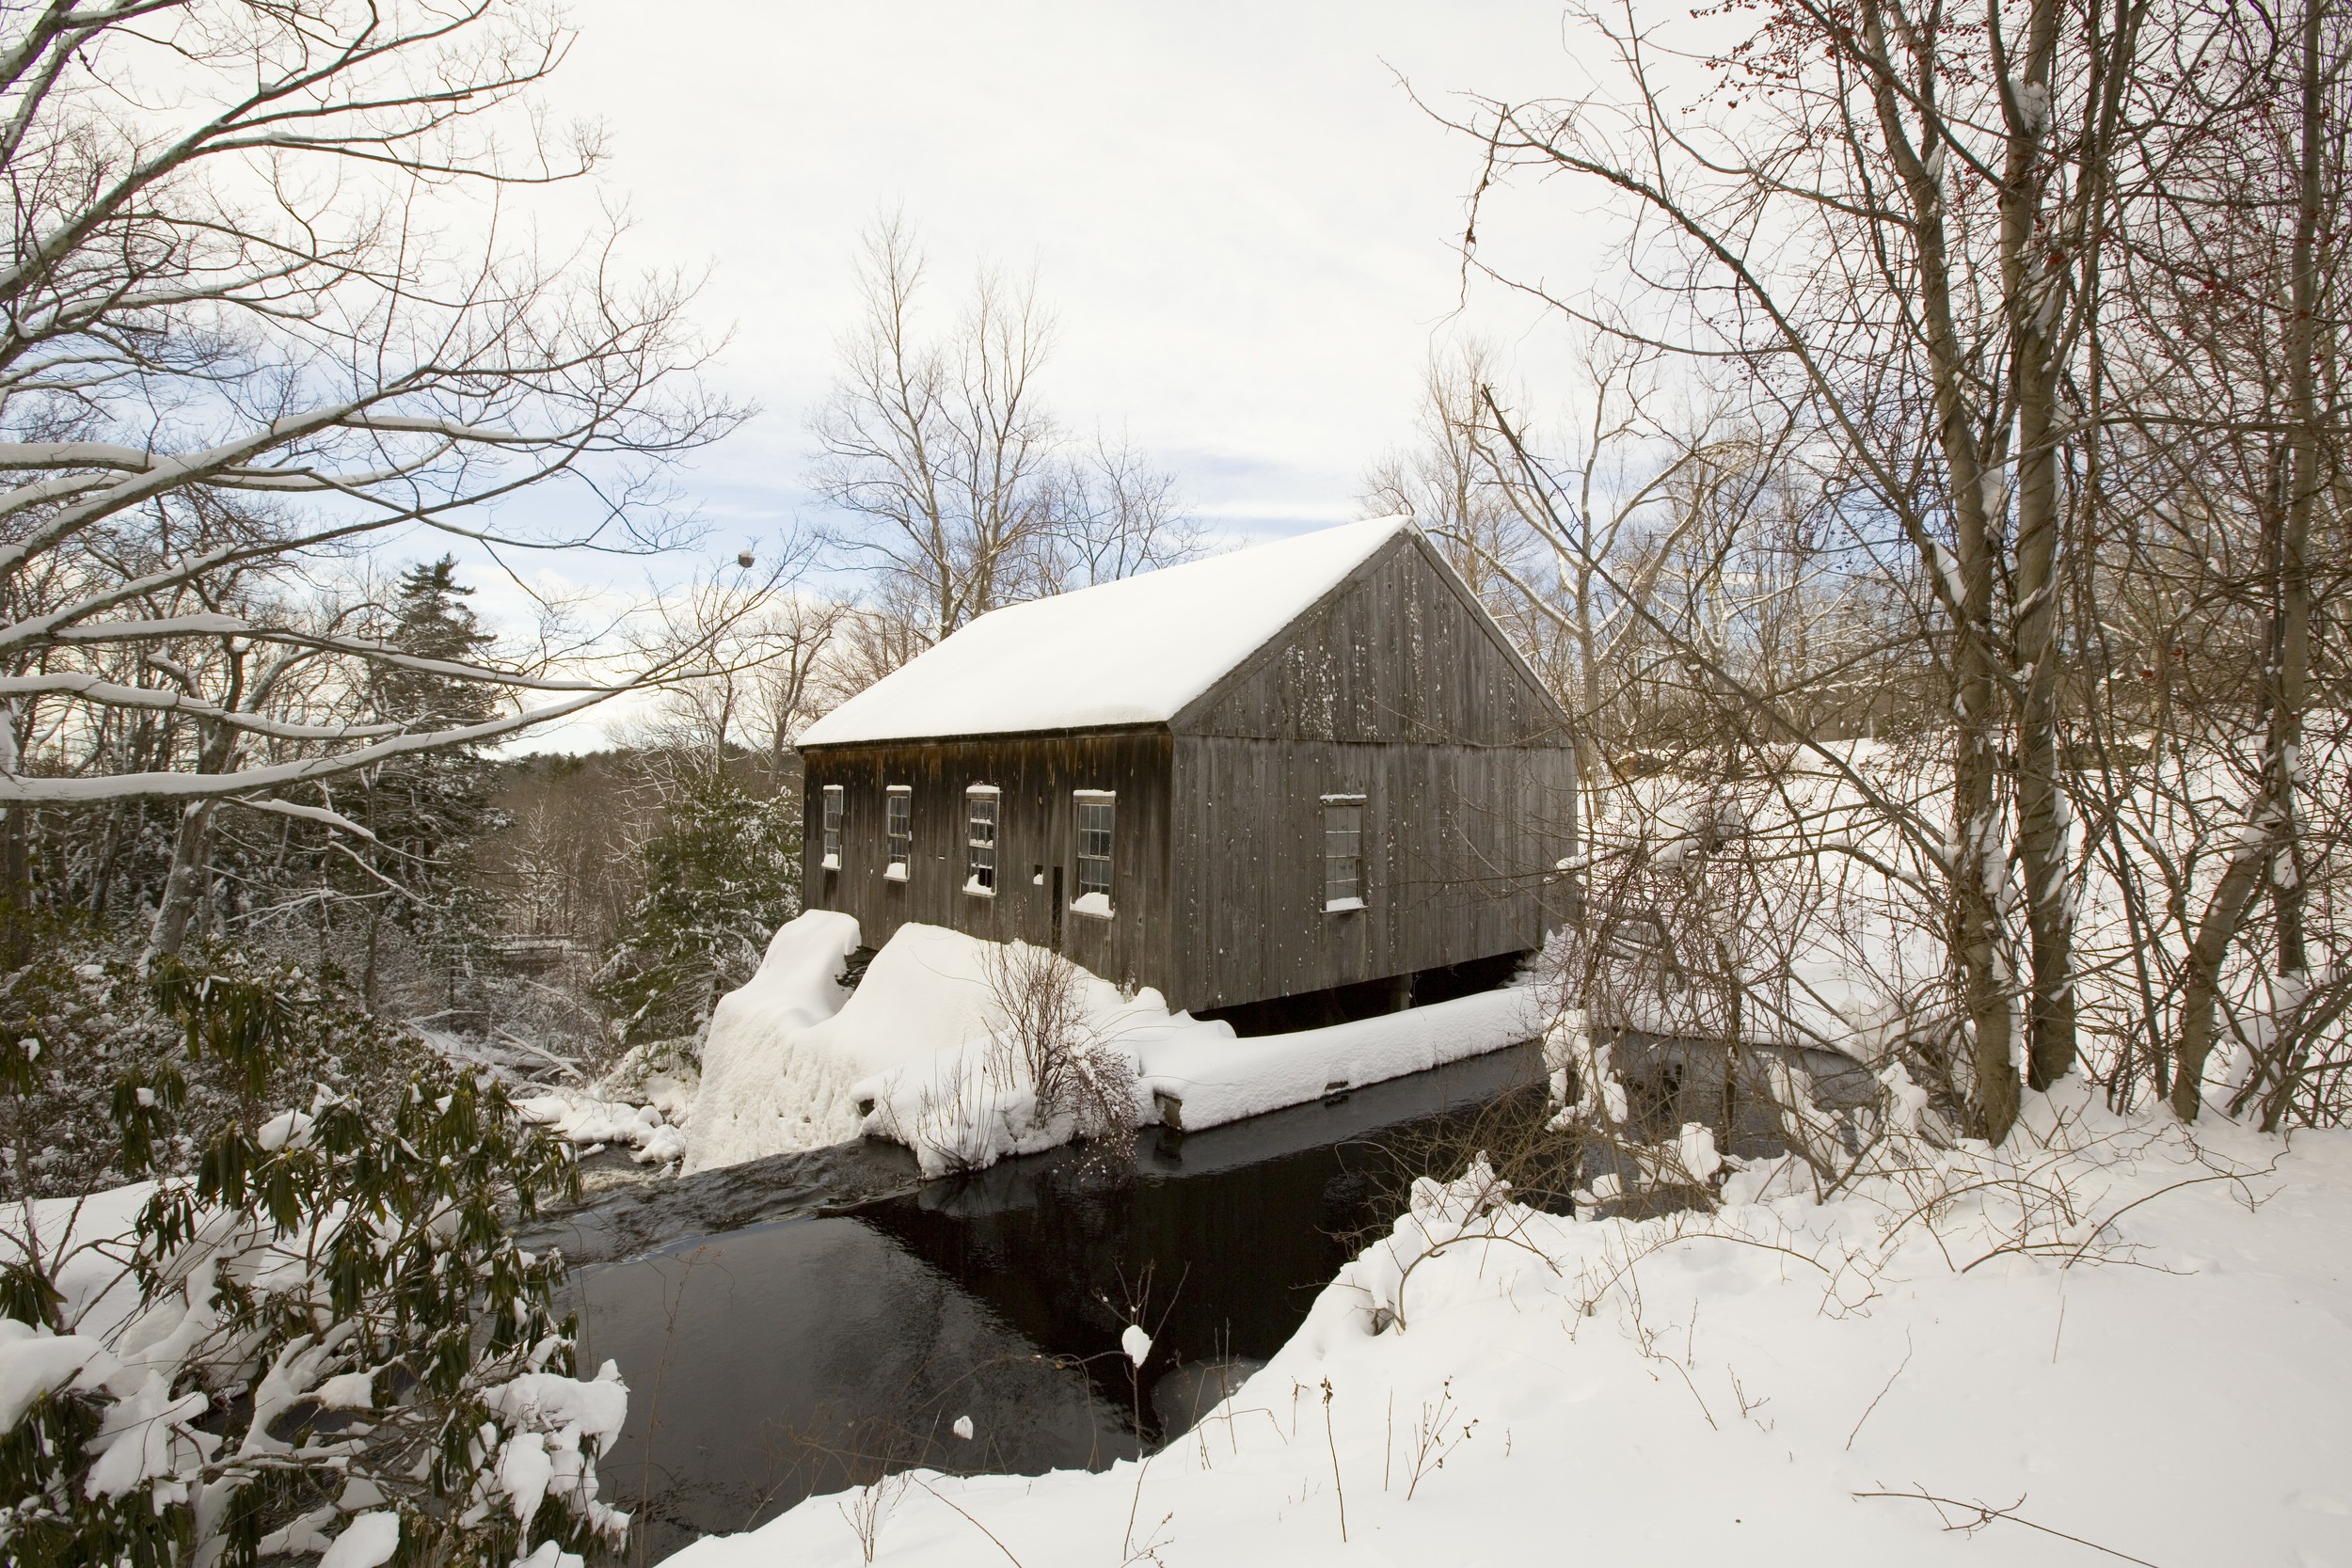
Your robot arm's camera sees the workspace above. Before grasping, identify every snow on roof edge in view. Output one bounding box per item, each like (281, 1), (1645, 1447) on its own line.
(798, 516), (1417, 749)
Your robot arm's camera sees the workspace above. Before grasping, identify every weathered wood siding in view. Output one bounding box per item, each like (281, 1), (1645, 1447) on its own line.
(1176, 531), (1565, 749)
(1166, 531), (1578, 1009)
(800, 732), (1173, 997)
(1167, 737), (1575, 1009)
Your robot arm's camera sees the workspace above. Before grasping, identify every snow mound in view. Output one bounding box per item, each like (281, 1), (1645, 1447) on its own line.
(680, 911), (864, 1175)
(836, 926), (1179, 1176)
(684, 917), (1540, 1180)
(811, 921), (1023, 1075)
(517, 1095), (682, 1164)
(847, 926), (1543, 1170)
(686, 918), (1186, 1175)
(845, 927), (1535, 1176)
(514, 1033), (706, 1168)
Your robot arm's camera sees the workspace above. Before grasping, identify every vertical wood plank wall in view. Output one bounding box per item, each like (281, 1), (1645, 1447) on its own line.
(1179, 534), (1567, 750)
(1167, 738), (1576, 1009)
(800, 732), (1173, 999)
(1168, 534), (1579, 1009)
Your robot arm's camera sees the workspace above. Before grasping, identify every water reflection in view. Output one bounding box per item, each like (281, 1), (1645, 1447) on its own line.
(572, 1219), (1128, 1562)
(548, 1038), (1546, 1563)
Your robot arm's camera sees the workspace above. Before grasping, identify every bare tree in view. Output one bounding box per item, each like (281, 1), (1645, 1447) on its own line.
(809, 214), (1201, 656)
(1423, 0), (2219, 1137)
(1036, 432), (1202, 594)
(2137, 0), (2352, 1120)
(982, 940), (1140, 1162)
(740, 594), (854, 773)
(810, 215), (1060, 644)
(1412, 0), (2350, 1136)
(1364, 337), (1907, 822)
(1361, 342), (1524, 594)
(0, 0), (770, 956)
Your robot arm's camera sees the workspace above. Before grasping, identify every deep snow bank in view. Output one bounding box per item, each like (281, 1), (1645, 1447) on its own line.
(680, 918), (1539, 1177)
(511, 918), (868, 1176)
(667, 1088), (2352, 1567)
(679, 911), (863, 1175)
(834, 926), (1181, 1175)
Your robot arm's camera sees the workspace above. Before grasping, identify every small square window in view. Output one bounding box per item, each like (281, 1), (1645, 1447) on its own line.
(1073, 792), (1114, 913)
(966, 787), (998, 895)
(884, 787), (911, 881)
(820, 786), (843, 870)
(1324, 800), (1362, 911)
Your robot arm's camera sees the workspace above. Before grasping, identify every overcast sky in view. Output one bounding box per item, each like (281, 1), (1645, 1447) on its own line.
(483, 2), (1621, 748)
(537, 1), (1606, 556)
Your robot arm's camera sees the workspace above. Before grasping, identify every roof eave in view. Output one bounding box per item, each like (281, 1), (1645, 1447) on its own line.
(796, 718), (1179, 752)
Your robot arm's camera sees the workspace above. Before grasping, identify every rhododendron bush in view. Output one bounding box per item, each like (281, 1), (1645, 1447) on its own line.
(0, 958), (628, 1567)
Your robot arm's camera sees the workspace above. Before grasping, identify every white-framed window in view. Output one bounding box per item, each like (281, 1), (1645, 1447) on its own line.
(820, 785), (843, 870)
(884, 785), (912, 881)
(1323, 794), (1364, 911)
(1073, 790), (1114, 915)
(965, 784), (999, 895)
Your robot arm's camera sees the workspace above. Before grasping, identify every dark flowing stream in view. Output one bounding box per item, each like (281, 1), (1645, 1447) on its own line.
(529, 1039), (1546, 1564)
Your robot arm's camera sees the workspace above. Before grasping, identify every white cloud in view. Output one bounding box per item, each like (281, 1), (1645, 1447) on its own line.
(545, 0), (1604, 544)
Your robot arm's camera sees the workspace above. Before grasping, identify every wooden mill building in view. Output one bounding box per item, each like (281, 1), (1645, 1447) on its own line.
(795, 516), (1578, 1029)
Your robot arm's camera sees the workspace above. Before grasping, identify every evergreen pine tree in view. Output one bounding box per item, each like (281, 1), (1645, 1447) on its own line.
(595, 764), (803, 1051)
(375, 556), (501, 726)
(347, 558), (506, 1006)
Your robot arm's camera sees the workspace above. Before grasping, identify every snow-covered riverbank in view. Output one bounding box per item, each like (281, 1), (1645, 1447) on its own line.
(668, 1084), (2352, 1567)
(681, 912), (1541, 1177)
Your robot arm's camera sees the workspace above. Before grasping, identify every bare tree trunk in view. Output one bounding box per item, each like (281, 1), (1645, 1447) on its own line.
(2269, 0), (2326, 985)
(147, 799), (221, 967)
(363, 908), (382, 1013)
(2171, 828), (2275, 1119)
(2172, 0), (2329, 1120)
(2003, 0), (2081, 1092)
(0, 700), (25, 964)
(146, 711), (240, 969)
(1857, 0), (2022, 1140)
(1953, 567), (2021, 1141)
(0, 805), (27, 966)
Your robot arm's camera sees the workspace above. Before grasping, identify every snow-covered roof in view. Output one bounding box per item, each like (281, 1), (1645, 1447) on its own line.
(799, 515), (1417, 747)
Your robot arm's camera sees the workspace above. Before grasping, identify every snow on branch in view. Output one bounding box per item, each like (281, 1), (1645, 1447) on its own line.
(29, 619), (607, 691)
(0, 673), (408, 742)
(0, 0), (768, 852)
(225, 795), (378, 840)
(0, 689), (618, 805)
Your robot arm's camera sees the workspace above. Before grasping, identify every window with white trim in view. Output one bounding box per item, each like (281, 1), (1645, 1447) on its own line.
(1323, 796), (1364, 911)
(965, 785), (998, 895)
(1073, 791), (1114, 914)
(820, 785), (843, 870)
(884, 786), (912, 880)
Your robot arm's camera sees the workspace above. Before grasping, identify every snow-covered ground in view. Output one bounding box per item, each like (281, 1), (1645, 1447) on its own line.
(1575, 735), (2348, 1113)
(681, 912), (1541, 1177)
(668, 1084), (2352, 1567)
(516, 1067), (698, 1169)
